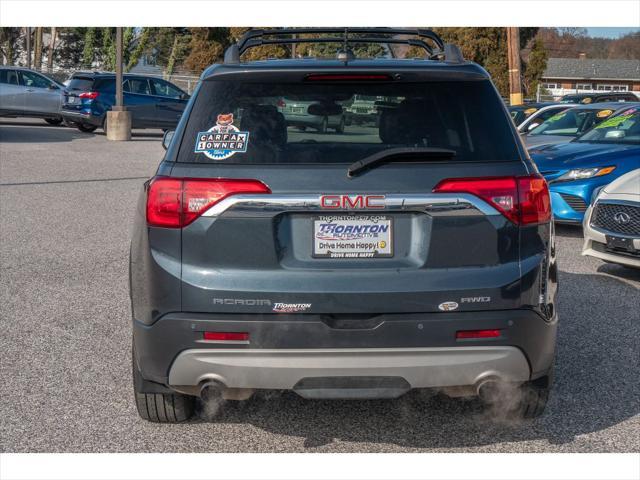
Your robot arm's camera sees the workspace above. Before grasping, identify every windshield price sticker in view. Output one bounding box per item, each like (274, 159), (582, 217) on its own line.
(313, 215), (393, 259)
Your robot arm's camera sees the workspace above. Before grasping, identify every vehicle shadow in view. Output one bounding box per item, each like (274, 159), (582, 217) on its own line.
(0, 122), (91, 143)
(555, 223), (583, 238)
(94, 130), (165, 140)
(192, 270), (639, 451)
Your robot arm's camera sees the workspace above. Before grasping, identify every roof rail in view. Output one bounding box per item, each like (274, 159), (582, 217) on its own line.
(223, 28), (465, 64)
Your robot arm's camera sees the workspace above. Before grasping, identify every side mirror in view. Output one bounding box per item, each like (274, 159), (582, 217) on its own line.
(162, 130), (175, 150)
(180, 93), (189, 101)
(48, 84), (58, 90)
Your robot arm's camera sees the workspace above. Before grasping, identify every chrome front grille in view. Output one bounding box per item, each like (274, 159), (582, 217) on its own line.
(591, 202), (640, 236)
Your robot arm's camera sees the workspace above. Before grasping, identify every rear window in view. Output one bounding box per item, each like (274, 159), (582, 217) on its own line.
(67, 76), (95, 91)
(177, 79), (520, 164)
(93, 78), (115, 93)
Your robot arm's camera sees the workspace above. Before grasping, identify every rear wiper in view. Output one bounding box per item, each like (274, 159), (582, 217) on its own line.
(347, 147), (456, 177)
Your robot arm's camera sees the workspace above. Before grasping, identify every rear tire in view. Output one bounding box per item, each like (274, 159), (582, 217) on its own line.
(515, 378), (551, 419)
(78, 123), (98, 133)
(317, 117), (328, 134)
(335, 117), (345, 134)
(134, 391), (195, 423)
(132, 346), (194, 423)
(45, 118), (63, 126)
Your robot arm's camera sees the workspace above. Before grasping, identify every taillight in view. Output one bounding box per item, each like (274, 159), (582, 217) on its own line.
(146, 177), (271, 228)
(79, 91), (99, 100)
(456, 329), (502, 339)
(277, 98), (286, 108)
(517, 175), (552, 225)
(305, 74), (393, 81)
(433, 174), (551, 225)
(203, 332), (249, 342)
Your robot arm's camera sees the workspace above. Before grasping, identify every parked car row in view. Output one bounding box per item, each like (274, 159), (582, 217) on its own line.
(509, 98), (639, 269)
(0, 66), (190, 132)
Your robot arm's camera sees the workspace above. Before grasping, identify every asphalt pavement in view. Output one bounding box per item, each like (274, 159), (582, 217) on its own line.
(1, 118), (638, 452)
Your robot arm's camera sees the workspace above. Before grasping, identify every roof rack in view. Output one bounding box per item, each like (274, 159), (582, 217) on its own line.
(223, 28), (464, 64)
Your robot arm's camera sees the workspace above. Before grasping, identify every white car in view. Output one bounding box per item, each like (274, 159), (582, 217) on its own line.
(582, 169), (640, 268)
(516, 104), (575, 134)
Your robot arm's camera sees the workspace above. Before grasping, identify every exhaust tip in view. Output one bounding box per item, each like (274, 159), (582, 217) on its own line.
(476, 378), (503, 404)
(199, 380), (226, 401)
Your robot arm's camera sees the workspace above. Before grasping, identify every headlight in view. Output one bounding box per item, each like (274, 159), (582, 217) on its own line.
(553, 166), (616, 182)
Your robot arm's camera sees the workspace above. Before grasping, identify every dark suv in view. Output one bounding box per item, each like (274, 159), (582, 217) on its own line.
(560, 92), (638, 104)
(61, 71), (189, 132)
(130, 29), (558, 423)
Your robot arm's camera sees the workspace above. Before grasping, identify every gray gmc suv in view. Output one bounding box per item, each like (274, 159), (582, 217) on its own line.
(130, 28), (558, 423)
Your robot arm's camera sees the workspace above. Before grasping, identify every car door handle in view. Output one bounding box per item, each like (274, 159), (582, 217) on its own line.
(26, 88), (35, 92)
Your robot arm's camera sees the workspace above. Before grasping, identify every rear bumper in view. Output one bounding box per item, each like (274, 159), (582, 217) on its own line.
(61, 109), (102, 126)
(134, 309), (557, 393)
(168, 346), (530, 391)
(283, 114), (323, 128)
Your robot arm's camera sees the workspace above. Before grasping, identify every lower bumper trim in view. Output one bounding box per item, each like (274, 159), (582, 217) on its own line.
(168, 346), (531, 390)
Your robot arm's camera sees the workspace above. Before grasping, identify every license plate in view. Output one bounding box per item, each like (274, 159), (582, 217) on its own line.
(291, 107), (304, 113)
(67, 96), (76, 104)
(606, 235), (638, 253)
(313, 215), (393, 258)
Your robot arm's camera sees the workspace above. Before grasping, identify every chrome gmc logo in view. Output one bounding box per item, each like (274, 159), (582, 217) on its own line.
(320, 194), (386, 209)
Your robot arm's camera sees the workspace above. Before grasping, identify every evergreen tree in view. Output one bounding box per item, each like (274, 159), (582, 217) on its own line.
(523, 38), (548, 97)
(81, 28), (97, 68)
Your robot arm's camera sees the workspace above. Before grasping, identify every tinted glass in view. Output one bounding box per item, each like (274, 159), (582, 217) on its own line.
(93, 78), (116, 93)
(0, 69), (19, 85)
(509, 105), (538, 125)
(577, 107), (640, 144)
(124, 78), (151, 95)
(67, 76), (95, 91)
(21, 71), (53, 89)
(178, 80), (520, 164)
(150, 78), (183, 98)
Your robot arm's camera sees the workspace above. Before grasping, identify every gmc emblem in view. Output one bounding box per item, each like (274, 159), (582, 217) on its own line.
(320, 194), (386, 209)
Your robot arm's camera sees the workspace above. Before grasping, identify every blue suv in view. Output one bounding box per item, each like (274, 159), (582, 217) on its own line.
(61, 72), (189, 133)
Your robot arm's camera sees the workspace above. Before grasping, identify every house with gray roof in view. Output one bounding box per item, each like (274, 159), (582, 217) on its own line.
(541, 55), (640, 98)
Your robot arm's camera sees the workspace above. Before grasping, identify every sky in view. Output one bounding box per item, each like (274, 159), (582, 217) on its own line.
(586, 27), (639, 38)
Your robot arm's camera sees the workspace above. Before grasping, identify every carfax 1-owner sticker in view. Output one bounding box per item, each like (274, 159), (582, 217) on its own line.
(194, 113), (250, 160)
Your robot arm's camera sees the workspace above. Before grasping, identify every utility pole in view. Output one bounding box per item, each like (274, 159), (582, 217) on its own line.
(25, 27), (31, 69)
(106, 27), (131, 141)
(291, 33), (297, 59)
(115, 27), (123, 109)
(507, 27), (523, 106)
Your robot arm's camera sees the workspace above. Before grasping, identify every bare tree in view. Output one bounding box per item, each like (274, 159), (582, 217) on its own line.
(48, 27), (57, 71)
(34, 27), (43, 69)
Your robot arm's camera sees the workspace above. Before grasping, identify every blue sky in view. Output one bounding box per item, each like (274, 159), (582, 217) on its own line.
(586, 27), (639, 38)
